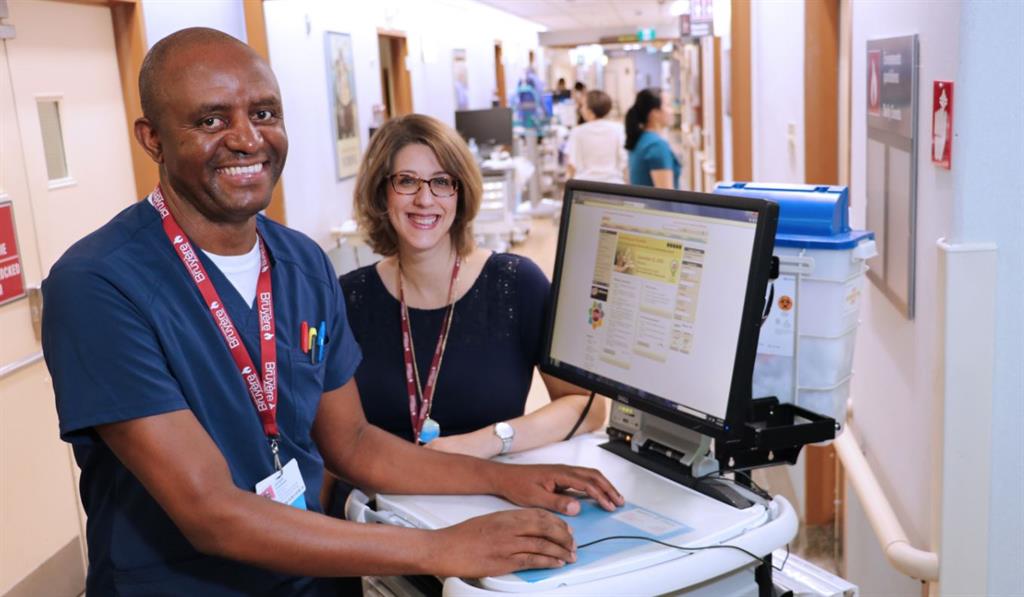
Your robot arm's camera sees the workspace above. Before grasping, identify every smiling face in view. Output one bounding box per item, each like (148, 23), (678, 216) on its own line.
(147, 41), (287, 224)
(386, 143), (459, 256)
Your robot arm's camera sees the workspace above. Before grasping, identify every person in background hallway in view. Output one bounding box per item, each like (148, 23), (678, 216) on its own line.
(624, 88), (681, 189)
(331, 114), (607, 468)
(573, 81), (587, 125)
(40, 27), (622, 597)
(553, 77), (572, 101)
(566, 90), (627, 184)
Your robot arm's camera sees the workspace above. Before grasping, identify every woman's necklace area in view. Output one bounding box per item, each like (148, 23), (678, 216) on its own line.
(397, 253), (462, 444)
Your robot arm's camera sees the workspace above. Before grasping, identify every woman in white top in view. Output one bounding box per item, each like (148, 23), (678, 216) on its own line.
(565, 90), (628, 184)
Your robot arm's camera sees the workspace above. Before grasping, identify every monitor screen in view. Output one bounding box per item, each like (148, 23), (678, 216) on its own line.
(454, 107), (513, 149)
(542, 181), (777, 435)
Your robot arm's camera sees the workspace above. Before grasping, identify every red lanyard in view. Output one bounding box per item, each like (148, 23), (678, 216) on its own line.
(150, 186), (281, 466)
(399, 256), (461, 442)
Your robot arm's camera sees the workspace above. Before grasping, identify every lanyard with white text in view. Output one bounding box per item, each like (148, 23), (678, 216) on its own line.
(150, 185), (282, 470)
(399, 256), (460, 443)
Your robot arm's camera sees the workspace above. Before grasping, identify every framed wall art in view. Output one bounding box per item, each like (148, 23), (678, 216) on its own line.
(325, 31), (361, 180)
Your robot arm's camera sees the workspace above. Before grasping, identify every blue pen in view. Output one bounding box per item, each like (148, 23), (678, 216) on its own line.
(317, 321), (326, 363)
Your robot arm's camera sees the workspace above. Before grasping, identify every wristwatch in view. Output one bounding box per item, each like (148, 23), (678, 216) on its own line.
(493, 421), (515, 455)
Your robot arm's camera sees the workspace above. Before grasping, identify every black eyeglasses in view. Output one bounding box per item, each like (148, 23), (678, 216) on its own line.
(386, 173), (460, 198)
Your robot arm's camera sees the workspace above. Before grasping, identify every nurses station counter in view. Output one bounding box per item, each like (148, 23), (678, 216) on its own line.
(347, 433), (798, 596)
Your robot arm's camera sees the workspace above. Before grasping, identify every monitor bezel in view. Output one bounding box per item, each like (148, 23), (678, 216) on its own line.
(539, 180), (779, 441)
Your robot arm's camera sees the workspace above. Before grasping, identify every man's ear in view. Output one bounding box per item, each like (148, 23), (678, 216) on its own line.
(134, 117), (163, 164)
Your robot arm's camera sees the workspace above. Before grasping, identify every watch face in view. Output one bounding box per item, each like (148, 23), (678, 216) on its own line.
(495, 422), (514, 439)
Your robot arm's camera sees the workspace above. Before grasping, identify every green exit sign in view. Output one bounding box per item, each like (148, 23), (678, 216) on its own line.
(637, 28), (656, 41)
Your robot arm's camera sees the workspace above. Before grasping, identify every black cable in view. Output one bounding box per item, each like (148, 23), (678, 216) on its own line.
(732, 470), (773, 501)
(576, 535), (791, 573)
(564, 390), (597, 441)
(761, 281), (775, 325)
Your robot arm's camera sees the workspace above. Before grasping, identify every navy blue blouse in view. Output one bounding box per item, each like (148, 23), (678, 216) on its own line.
(340, 253), (551, 441)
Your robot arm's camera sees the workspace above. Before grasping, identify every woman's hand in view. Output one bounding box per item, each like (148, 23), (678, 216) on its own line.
(425, 428), (501, 459)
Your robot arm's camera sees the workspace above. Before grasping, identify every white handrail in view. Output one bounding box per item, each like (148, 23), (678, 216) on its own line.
(833, 427), (940, 581)
(0, 350), (44, 380)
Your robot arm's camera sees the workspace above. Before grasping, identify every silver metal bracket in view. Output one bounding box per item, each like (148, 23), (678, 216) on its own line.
(610, 403), (719, 477)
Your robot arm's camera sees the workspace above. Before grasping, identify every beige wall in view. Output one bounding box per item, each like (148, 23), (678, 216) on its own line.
(845, 1), (962, 595)
(1, 1), (137, 593)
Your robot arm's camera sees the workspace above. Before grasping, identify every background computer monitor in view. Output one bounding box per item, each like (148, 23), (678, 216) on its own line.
(454, 107), (513, 149)
(541, 181), (778, 438)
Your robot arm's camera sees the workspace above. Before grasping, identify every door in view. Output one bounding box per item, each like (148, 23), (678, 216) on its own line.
(494, 42), (506, 107)
(377, 31), (413, 119)
(0, 1), (137, 594)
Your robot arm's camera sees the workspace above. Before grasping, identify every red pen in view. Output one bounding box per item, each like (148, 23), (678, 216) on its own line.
(300, 321), (309, 353)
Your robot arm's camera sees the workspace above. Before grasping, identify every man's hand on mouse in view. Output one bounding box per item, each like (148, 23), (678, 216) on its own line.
(487, 463), (625, 515)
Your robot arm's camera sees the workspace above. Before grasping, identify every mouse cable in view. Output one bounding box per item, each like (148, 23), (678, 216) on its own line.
(576, 536), (791, 573)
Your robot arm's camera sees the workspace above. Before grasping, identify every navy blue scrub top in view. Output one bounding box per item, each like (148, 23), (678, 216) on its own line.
(628, 130), (681, 189)
(42, 200), (361, 597)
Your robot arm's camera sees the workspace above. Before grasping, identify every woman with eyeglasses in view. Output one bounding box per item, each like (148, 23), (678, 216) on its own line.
(332, 114), (606, 474)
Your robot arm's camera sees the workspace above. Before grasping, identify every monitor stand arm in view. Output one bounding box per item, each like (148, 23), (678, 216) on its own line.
(601, 405), (754, 508)
(629, 411), (718, 479)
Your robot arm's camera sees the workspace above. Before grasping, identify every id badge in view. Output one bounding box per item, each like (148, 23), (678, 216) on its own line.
(255, 458), (308, 510)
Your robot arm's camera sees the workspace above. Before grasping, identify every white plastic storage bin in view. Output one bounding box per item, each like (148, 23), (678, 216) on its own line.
(714, 182), (876, 430)
(752, 240), (875, 425)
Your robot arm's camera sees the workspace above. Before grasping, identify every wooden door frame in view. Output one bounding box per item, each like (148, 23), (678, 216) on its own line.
(241, 0), (286, 223)
(804, 0), (840, 187)
(803, 0), (841, 527)
(730, 0), (752, 181)
(83, 0), (289, 223)
(712, 35), (723, 183)
(379, 31), (413, 117)
(494, 41), (507, 107)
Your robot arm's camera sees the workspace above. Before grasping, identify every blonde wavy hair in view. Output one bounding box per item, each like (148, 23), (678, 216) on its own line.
(353, 114), (482, 257)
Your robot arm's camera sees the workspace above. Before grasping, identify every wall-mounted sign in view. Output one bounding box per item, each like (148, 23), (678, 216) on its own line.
(932, 80), (953, 169)
(637, 28), (656, 41)
(0, 201), (26, 306)
(867, 50), (882, 115)
(690, 0), (714, 37)
(865, 35), (919, 320)
(679, 14), (691, 38)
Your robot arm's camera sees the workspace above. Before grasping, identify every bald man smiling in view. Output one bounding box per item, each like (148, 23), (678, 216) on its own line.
(42, 27), (622, 596)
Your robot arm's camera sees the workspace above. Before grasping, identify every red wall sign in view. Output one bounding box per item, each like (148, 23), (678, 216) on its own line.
(0, 201), (27, 306)
(932, 81), (954, 169)
(867, 50), (882, 116)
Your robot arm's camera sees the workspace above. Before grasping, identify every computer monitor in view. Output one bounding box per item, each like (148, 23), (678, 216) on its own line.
(541, 181), (778, 441)
(454, 107), (513, 150)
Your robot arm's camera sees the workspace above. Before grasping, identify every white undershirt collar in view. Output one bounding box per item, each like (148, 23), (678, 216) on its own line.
(147, 193), (262, 305)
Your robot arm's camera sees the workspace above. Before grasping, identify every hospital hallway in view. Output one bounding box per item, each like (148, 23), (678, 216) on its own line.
(1, 1), (1021, 596)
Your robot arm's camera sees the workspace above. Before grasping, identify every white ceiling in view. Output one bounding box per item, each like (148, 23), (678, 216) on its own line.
(474, 0), (678, 31)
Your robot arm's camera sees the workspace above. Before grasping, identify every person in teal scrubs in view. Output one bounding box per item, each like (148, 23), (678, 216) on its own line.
(625, 88), (681, 189)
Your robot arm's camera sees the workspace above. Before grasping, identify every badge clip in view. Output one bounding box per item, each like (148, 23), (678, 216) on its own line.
(270, 437), (283, 473)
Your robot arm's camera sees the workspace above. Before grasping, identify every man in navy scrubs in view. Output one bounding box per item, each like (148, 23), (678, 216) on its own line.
(41, 28), (622, 596)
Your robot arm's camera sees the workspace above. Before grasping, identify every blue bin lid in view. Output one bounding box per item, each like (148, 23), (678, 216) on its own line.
(714, 182), (875, 250)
